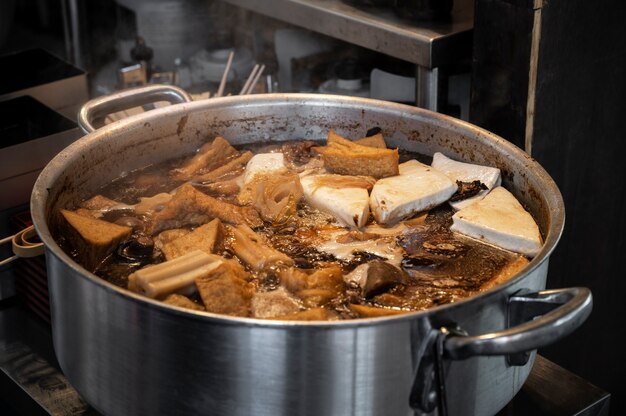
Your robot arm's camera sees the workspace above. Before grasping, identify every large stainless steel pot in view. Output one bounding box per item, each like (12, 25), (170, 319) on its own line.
(31, 85), (591, 416)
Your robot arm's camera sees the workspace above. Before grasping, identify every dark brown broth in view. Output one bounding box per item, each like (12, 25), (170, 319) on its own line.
(65, 140), (526, 318)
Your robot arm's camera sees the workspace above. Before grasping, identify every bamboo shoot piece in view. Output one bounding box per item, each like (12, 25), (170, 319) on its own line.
(128, 249), (223, 299)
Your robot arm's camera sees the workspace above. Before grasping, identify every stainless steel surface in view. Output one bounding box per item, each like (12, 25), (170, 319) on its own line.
(444, 287), (592, 360)
(218, 0), (473, 68)
(0, 299), (609, 416)
(411, 287), (592, 413)
(31, 92), (586, 416)
(77, 84), (193, 133)
(416, 66), (439, 110)
(217, 0), (473, 109)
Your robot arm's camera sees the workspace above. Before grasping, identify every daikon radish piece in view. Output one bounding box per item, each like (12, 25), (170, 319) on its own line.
(451, 186), (542, 257)
(370, 160), (457, 225)
(431, 152), (501, 210)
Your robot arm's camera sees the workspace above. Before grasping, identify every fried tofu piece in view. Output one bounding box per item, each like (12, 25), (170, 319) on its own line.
(195, 261), (253, 317)
(279, 265), (344, 307)
(174, 136), (239, 180)
(161, 218), (223, 260)
(313, 130), (399, 179)
(355, 132), (387, 148)
(154, 229), (190, 250)
(60, 209), (132, 270)
(149, 183), (262, 234)
(194, 151), (253, 183)
(200, 178), (242, 197)
(163, 294), (205, 311)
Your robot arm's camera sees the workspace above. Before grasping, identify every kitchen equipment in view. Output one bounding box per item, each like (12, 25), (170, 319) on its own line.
(0, 48), (88, 120)
(0, 95), (80, 301)
(30, 85), (590, 416)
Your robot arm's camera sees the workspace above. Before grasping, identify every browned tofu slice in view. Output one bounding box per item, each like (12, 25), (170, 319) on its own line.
(354, 132), (387, 148)
(194, 151), (253, 183)
(149, 183), (262, 234)
(195, 262), (253, 317)
(161, 218), (223, 260)
(313, 130), (399, 178)
(279, 265), (344, 308)
(60, 208), (132, 270)
(174, 136), (239, 181)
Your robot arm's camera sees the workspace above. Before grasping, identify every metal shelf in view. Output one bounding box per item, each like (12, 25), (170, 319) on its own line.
(220, 0), (473, 68)
(219, 0), (474, 110)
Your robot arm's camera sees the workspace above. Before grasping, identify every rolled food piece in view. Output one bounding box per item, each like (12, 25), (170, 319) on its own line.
(128, 249), (224, 299)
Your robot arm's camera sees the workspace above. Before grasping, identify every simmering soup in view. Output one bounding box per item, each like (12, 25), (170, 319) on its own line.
(55, 129), (542, 320)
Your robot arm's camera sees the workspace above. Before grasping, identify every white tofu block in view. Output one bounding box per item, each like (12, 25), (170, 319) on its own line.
(450, 186), (543, 257)
(301, 175), (370, 228)
(431, 152), (501, 210)
(370, 160), (457, 225)
(243, 153), (287, 184)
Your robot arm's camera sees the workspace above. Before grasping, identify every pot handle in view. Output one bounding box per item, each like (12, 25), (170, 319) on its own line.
(78, 84), (193, 134)
(443, 287), (592, 364)
(409, 287), (592, 414)
(0, 225), (45, 267)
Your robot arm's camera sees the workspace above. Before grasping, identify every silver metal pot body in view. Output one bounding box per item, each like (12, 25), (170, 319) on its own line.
(32, 93), (575, 416)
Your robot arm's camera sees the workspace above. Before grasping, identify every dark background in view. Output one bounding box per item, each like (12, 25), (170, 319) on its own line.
(471, 1), (626, 415)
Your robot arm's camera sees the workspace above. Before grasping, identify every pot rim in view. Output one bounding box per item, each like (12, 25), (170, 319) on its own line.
(30, 93), (565, 329)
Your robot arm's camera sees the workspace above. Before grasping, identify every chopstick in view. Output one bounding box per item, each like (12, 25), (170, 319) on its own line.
(246, 64), (265, 95)
(215, 50), (235, 98)
(239, 64), (259, 95)
(239, 64), (265, 95)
